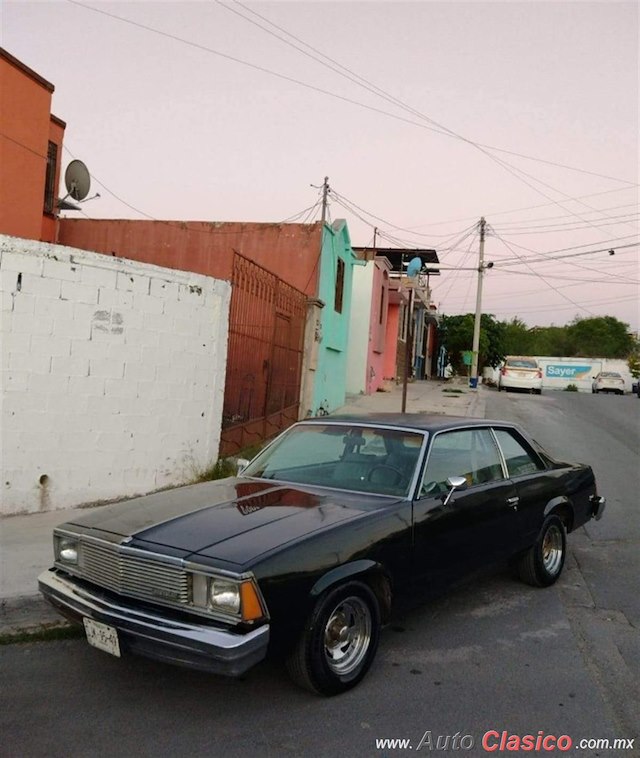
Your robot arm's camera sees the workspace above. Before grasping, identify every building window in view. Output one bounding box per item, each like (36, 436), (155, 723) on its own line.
(379, 284), (386, 324)
(334, 257), (345, 313)
(43, 141), (58, 215)
(399, 303), (408, 341)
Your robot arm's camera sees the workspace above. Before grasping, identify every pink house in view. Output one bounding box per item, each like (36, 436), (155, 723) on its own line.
(347, 256), (396, 394)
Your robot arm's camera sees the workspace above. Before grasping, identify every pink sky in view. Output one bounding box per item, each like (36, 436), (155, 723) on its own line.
(4, 1), (638, 330)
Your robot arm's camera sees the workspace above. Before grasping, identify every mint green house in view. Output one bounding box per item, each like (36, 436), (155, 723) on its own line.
(300, 220), (363, 417)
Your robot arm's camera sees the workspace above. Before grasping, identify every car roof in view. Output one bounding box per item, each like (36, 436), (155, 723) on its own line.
(303, 414), (519, 433)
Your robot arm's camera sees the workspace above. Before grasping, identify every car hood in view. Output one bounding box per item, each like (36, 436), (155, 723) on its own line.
(63, 478), (394, 567)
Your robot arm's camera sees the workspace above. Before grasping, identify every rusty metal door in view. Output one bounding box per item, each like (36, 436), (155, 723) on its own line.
(220, 253), (306, 456)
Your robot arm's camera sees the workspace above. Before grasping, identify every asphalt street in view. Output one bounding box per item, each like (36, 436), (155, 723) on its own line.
(1, 389), (638, 757)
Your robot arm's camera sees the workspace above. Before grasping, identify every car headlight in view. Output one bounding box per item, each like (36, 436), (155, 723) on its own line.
(55, 535), (79, 565)
(209, 579), (241, 614)
(191, 572), (265, 622)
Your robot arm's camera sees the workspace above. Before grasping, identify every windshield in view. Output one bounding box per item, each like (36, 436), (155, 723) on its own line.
(505, 358), (538, 369)
(242, 423), (426, 497)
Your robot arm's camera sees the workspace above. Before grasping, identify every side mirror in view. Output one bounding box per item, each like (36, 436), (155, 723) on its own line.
(442, 475), (468, 507)
(235, 458), (250, 475)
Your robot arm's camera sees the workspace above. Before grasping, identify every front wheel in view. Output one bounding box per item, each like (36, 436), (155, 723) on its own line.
(286, 581), (381, 696)
(516, 516), (566, 587)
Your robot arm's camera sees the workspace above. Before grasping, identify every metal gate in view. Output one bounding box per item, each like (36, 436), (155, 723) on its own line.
(220, 253), (306, 456)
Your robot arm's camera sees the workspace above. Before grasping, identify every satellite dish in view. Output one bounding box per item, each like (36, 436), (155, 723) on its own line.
(64, 160), (91, 201)
(406, 256), (423, 277)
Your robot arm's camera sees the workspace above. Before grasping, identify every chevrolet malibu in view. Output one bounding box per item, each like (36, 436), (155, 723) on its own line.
(39, 415), (605, 696)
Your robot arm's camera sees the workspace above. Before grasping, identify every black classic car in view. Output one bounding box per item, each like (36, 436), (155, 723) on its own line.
(39, 415), (605, 696)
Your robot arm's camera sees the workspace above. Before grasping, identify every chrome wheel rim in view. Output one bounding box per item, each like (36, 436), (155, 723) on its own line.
(542, 524), (563, 575)
(323, 596), (372, 676)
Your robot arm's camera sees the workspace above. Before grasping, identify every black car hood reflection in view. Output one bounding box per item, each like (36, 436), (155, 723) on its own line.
(66, 478), (398, 564)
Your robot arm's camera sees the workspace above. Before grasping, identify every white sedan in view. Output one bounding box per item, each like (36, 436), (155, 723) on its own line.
(498, 357), (543, 394)
(592, 372), (625, 395)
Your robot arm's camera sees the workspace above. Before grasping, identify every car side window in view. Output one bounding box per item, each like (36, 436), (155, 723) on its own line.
(420, 428), (504, 497)
(493, 429), (545, 477)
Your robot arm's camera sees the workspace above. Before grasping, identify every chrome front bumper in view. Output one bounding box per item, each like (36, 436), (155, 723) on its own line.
(38, 569), (269, 677)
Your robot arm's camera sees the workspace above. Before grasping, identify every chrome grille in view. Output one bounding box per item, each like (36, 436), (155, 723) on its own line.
(79, 539), (189, 605)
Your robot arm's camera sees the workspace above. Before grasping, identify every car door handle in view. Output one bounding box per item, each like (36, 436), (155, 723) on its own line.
(506, 496), (520, 510)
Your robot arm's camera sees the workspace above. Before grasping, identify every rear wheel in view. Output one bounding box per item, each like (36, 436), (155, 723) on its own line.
(516, 516), (566, 587)
(286, 581), (381, 696)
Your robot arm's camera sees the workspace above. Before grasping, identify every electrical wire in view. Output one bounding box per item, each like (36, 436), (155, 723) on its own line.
(490, 212), (639, 234)
(211, 0), (640, 239)
(0, 132), (48, 160)
(408, 187), (639, 230)
(489, 202), (640, 228)
(488, 233), (608, 317)
(62, 144), (325, 235)
(65, 0), (637, 239)
(490, 234), (640, 262)
(487, 293), (639, 315)
(219, 0), (635, 188)
(436, 228), (479, 304)
(488, 233), (640, 284)
(331, 192), (477, 251)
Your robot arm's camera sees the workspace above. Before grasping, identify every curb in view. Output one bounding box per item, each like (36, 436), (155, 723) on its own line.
(0, 594), (71, 639)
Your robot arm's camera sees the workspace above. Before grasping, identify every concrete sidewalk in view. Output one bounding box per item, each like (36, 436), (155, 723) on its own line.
(0, 378), (486, 636)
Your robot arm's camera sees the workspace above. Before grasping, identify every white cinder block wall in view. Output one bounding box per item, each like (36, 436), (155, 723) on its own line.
(0, 236), (231, 515)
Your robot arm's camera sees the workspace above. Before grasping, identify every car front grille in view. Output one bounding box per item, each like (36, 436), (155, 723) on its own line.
(79, 539), (189, 605)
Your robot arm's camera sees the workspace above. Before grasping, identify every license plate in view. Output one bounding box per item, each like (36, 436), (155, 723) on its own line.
(83, 617), (121, 658)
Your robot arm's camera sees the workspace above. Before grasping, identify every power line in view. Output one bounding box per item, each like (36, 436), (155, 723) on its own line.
(493, 241), (639, 267)
(488, 232), (639, 284)
(211, 2), (640, 237)
(62, 143), (325, 234)
(486, 293), (639, 315)
(219, 0), (635, 189)
(490, 212), (639, 234)
(0, 131), (48, 160)
(491, 233), (639, 261)
(408, 187), (639, 230)
(489, 202), (640, 228)
(488, 231), (599, 317)
(66, 0), (637, 238)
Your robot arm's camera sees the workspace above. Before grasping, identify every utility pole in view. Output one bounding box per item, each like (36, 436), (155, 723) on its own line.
(320, 176), (330, 226)
(401, 285), (414, 413)
(470, 217), (486, 389)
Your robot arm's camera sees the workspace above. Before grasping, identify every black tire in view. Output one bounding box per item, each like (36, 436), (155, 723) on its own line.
(286, 581), (381, 696)
(516, 516), (566, 588)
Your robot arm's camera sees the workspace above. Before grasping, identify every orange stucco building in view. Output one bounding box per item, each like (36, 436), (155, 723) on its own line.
(0, 48), (66, 243)
(58, 219), (324, 297)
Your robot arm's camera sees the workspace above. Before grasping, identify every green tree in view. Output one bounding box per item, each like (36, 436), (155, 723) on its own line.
(502, 317), (534, 355)
(528, 326), (571, 356)
(566, 316), (635, 358)
(440, 313), (505, 373)
(628, 351), (640, 379)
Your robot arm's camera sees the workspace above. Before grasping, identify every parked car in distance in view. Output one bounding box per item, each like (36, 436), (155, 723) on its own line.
(498, 356), (543, 394)
(39, 415), (605, 696)
(592, 371), (625, 395)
